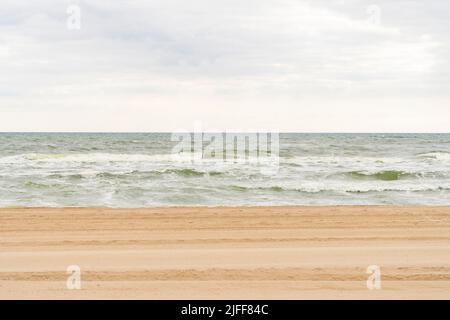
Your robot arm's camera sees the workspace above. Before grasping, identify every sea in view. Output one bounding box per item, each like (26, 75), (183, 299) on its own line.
(0, 133), (449, 207)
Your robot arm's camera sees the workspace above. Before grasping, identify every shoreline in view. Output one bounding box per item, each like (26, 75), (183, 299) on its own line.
(1, 206), (450, 299)
(2, 204), (450, 209)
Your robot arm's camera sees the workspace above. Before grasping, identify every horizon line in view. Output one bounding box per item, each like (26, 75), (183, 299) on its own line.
(0, 131), (449, 134)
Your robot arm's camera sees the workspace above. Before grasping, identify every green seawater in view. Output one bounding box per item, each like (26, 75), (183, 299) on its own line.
(0, 133), (449, 207)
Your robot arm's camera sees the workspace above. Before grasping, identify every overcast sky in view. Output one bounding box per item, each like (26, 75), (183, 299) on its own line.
(0, 0), (449, 132)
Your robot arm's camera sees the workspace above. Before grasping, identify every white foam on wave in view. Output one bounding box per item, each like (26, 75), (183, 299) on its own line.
(236, 180), (450, 193)
(417, 152), (450, 161)
(0, 153), (281, 169)
(0, 153), (190, 164)
(283, 155), (411, 165)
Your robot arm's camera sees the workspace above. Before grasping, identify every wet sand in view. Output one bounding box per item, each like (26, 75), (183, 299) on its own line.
(0, 206), (449, 299)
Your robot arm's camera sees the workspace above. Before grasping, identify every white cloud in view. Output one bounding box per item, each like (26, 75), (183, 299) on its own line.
(0, 0), (449, 131)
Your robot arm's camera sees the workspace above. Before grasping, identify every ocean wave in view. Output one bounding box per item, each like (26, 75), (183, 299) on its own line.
(4, 152), (448, 168)
(281, 155), (408, 165)
(24, 181), (63, 189)
(416, 152), (450, 160)
(45, 168), (223, 180)
(346, 170), (410, 181)
(162, 168), (206, 177)
(282, 153), (450, 169)
(0, 153), (180, 163)
(227, 184), (450, 194)
(48, 173), (85, 180)
(280, 156), (415, 174)
(0, 152), (279, 165)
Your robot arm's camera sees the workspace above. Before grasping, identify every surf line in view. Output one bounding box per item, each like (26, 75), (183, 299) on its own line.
(181, 304), (215, 318)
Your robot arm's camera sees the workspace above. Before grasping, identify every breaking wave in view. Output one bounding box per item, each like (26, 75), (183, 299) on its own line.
(347, 170), (410, 181)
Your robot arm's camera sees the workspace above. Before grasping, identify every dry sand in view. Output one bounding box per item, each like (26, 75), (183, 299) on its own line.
(0, 206), (449, 299)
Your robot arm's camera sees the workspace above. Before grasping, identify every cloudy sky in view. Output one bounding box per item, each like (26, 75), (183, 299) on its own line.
(0, 0), (449, 132)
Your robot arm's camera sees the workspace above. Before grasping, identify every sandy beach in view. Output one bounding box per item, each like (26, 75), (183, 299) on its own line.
(0, 206), (449, 299)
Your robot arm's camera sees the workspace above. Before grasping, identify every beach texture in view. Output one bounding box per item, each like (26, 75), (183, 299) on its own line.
(1, 206), (450, 299)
